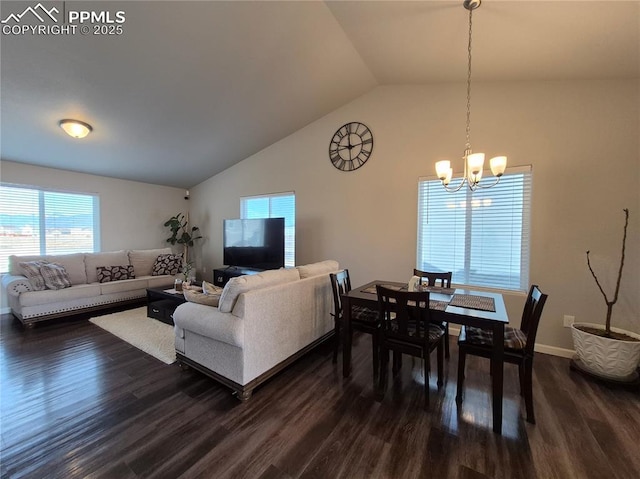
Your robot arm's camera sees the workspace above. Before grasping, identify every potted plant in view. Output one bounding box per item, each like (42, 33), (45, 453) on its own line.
(164, 213), (202, 262)
(571, 208), (640, 381)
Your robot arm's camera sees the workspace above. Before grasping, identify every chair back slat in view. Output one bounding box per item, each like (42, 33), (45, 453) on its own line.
(376, 285), (432, 343)
(330, 269), (351, 319)
(413, 269), (452, 288)
(522, 285), (548, 355)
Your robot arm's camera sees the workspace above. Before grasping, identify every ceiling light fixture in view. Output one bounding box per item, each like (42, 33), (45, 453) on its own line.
(435, 0), (507, 192)
(59, 119), (93, 139)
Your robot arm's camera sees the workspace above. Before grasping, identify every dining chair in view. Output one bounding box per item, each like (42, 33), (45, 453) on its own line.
(376, 285), (445, 410)
(456, 284), (548, 424)
(330, 270), (380, 377)
(413, 269), (453, 359)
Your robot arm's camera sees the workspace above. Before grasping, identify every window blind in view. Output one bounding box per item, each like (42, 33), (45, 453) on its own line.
(0, 184), (99, 272)
(241, 192), (295, 267)
(416, 166), (532, 291)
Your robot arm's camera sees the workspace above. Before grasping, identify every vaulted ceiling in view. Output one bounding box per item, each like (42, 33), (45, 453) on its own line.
(1, 0), (638, 188)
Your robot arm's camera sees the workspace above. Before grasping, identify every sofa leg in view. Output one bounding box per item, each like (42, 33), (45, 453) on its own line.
(235, 389), (253, 402)
(177, 360), (190, 371)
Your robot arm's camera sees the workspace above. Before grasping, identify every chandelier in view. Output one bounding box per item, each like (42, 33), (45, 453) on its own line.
(435, 0), (507, 192)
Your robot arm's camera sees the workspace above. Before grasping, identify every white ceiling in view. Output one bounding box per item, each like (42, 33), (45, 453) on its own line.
(1, 0), (638, 188)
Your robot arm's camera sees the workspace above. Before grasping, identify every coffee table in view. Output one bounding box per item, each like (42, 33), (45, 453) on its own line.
(146, 287), (187, 325)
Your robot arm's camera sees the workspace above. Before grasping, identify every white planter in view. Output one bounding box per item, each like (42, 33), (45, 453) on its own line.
(571, 323), (640, 379)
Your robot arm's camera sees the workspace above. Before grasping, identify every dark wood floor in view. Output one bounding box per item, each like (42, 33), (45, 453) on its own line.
(1, 311), (639, 479)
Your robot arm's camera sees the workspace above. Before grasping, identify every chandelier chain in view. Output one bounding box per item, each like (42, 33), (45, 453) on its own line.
(465, 7), (473, 151)
(435, 0), (506, 193)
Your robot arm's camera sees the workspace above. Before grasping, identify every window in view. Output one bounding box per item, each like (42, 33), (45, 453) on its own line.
(241, 192), (295, 267)
(416, 166), (531, 292)
(0, 184), (100, 272)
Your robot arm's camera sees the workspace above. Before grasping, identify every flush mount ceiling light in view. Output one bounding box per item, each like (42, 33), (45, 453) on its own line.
(435, 0), (507, 192)
(59, 119), (93, 139)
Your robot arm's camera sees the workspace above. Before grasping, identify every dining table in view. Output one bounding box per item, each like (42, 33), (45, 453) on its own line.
(341, 280), (510, 434)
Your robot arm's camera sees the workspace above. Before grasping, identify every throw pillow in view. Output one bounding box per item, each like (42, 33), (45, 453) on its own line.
(97, 265), (135, 283)
(202, 280), (223, 296)
(183, 288), (221, 307)
(218, 268), (300, 313)
(18, 260), (49, 291)
(296, 260), (339, 279)
(183, 283), (203, 292)
(151, 254), (182, 276)
(128, 248), (173, 277)
(39, 263), (72, 290)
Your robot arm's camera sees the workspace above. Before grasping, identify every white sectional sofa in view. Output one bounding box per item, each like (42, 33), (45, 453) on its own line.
(173, 260), (339, 400)
(2, 248), (178, 327)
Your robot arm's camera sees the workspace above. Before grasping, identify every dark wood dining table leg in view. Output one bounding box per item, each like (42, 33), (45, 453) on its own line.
(491, 323), (505, 434)
(342, 295), (352, 378)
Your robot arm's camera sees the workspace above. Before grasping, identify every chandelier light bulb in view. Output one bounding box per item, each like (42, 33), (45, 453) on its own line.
(466, 152), (485, 175)
(490, 156), (507, 177)
(444, 167), (453, 185)
(436, 160), (452, 180)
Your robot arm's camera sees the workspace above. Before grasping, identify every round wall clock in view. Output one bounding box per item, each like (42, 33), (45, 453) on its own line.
(329, 122), (373, 172)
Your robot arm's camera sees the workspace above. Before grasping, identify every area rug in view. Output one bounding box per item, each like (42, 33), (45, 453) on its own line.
(89, 307), (176, 364)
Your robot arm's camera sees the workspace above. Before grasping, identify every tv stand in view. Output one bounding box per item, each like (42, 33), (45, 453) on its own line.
(213, 266), (264, 287)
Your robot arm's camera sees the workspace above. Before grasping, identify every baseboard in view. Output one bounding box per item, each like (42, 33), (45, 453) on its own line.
(447, 325), (575, 358)
(534, 344), (575, 358)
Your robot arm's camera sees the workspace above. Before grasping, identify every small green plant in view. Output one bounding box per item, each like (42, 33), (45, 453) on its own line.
(164, 213), (202, 261)
(586, 208), (630, 338)
(181, 261), (194, 281)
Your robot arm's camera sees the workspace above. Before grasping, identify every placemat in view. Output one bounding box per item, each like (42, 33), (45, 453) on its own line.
(429, 299), (450, 311)
(361, 284), (406, 294)
(421, 286), (455, 295)
(449, 294), (495, 312)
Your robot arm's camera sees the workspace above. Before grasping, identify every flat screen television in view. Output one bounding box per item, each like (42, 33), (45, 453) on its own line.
(223, 217), (285, 270)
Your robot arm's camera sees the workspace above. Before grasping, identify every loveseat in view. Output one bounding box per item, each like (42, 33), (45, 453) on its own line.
(2, 248), (179, 327)
(173, 260), (339, 400)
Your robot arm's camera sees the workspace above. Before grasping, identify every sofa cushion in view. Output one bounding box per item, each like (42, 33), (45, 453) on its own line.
(97, 265), (135, 283)
(174, 302), (244, 348)
(99, 277), (149, 295)
(10, 255), (49, 276)
(296, 260), (339, 279)
(40, 263), (72, 290)
(152, 254), (182, 276)
(218, 268), (300, 313)
(147, 275), (176, 288)
(47, 253), (87, 285)
(85, 251), (129, 283)
(18, 261), (48, 291)
(129, 248), (173, 277)
(19, 284), (102, 307)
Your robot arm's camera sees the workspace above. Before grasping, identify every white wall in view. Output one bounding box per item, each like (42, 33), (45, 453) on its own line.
(0, 161), (186, 311)
(190, 79), (639, 352)
(1, 161), (187, 250)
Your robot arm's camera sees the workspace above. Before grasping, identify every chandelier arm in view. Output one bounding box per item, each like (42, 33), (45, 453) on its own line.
(474, 175), (502, 189)
(441, 178), (468, 193)
(441, 152), (471, 192)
